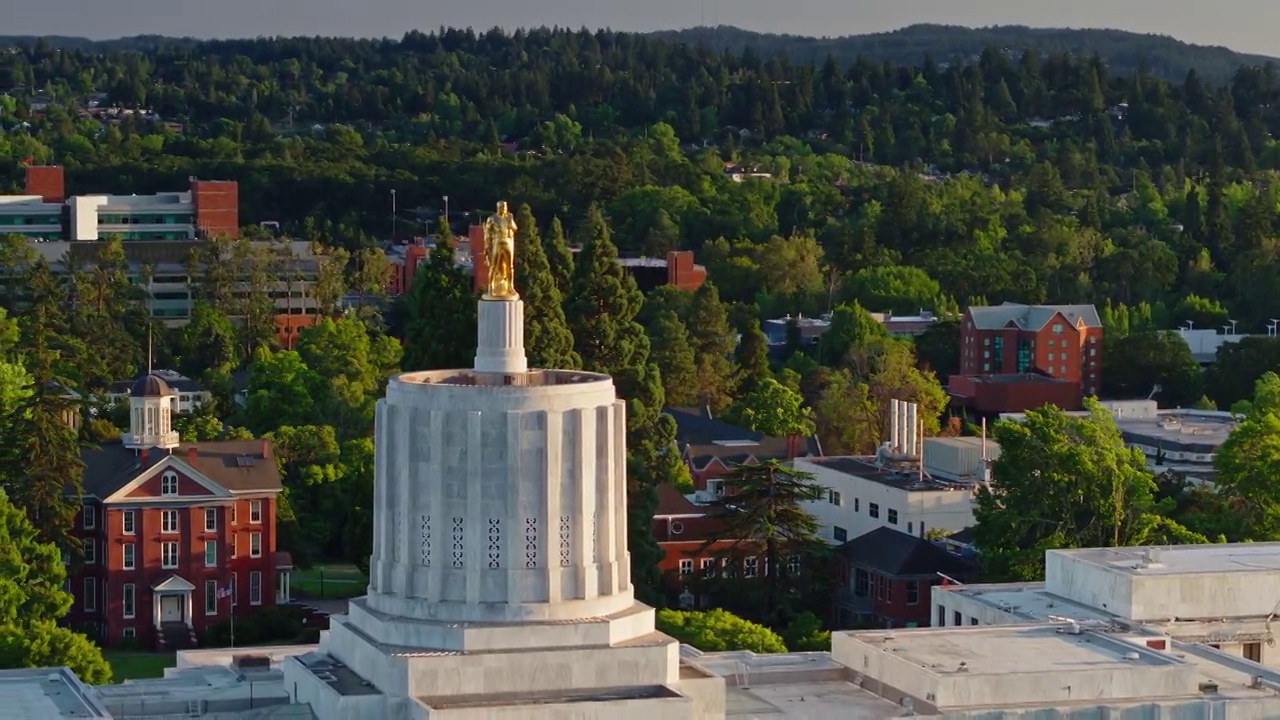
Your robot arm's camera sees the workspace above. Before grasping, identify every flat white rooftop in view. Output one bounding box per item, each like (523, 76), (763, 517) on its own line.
(939, 581), (1114, 623)
(1058, 542), (1280, 576)
(852, 624), (1171, 675)
(0, 667), (109, 719)
(726, 682), (905, 717)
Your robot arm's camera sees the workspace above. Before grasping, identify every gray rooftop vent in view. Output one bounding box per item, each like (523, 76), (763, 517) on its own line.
(1199, 681), (1220, 694)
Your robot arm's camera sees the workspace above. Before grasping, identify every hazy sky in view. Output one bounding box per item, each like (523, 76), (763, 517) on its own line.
(7, 0), (1278, 57)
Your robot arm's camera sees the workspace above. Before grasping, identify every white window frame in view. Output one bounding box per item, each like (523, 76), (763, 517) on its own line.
(161, 541), (179, 569)
(122, 510), (135, 535)
(787, 555), (801, 575)
(161, 509), (178, 534)
(122, 626), (136, 638)
(83, 504), (95, 530)
(230, 504), (237, 525)
(828, 489), (842, 506)
(83, 539), (96, 565)
(204, 508), (217, 532)
(701, 557), (716, 577)
(122, 583), (135, 619)
(161, 471), (179, 496)
(205, 540), (217, 568)
(249, 571), (262, 605)
(250, 500), (262, 524)
(231, 533), (238, 558)
(250, 532), (262, 558)
(122, 542), (135, 570)
(744, 557), (759, 579)
(678, 559), (693, 576)
(204, 580), (218, 616)
(83, 577), (97, 613)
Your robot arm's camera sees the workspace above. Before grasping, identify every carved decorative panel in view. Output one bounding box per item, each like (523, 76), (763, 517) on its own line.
(451, 516), (465, 568)
(393, 515), (403, 562)
(559, 515), (571, 567)
(487, 518), (502, 568)
(592, 512), (599, 562)
(419, 515), (432, 567)
(524, 518), (538, 568)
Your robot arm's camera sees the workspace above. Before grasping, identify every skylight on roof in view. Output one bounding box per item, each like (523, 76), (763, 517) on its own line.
(712, 439), (759, 447)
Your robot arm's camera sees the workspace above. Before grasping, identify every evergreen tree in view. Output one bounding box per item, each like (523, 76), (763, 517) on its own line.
(5, 264), (84, 554)
(735, 318), (771, 395)
(401, 224), (477, 371)
(564, 205), (668, 599)
(648, 310), (699, 407)
(686, 282), (737, 412)
(543, 216), (575, 297)
(1205, 137), (1232, 267)
(513, 203), (580, 369)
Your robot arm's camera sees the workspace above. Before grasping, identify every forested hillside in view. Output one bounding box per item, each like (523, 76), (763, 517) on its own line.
(3, 29), (1280, 354)
(652, 24), (1279, 84)
(5, 23), (1280, 637)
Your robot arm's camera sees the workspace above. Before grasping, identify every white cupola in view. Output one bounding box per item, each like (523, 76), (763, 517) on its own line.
(122, 373), (180, 450)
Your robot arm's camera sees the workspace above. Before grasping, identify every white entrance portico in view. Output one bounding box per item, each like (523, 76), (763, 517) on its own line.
(151, 575), (195, 629)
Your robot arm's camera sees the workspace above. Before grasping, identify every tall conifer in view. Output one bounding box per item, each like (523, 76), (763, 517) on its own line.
(564, 205), (669, 600)
(401, 222), (477, 371)
(648, 310), (699, 408)
(513, 203), (579, 369)
(543, 216), (575, 297)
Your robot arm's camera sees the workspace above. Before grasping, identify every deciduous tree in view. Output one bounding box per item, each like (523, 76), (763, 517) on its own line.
(973, 399), (1205, 582)
(0, 488), (111, 684)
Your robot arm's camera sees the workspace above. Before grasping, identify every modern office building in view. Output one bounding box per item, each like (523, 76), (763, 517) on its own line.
(2, 165), (238, 241)
(29, 238), (325, 345)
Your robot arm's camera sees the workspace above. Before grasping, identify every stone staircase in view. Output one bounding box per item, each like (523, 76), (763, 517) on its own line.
(160, 621), (198, 651)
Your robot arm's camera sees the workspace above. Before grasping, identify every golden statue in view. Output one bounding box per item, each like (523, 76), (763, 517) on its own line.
(482, 201), (519, 301)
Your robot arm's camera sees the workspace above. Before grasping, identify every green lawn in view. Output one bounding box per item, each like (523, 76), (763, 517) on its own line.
(293, 563), (368, 599)
(104, 651), (174, 682)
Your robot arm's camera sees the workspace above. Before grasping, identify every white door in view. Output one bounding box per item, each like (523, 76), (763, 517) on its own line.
(161, 595), (182, 622)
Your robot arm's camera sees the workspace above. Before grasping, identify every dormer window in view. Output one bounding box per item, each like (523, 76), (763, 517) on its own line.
(161, 471), (178, 496)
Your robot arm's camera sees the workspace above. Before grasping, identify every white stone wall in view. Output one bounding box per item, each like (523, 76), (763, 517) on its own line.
(367, 371), (633, 623)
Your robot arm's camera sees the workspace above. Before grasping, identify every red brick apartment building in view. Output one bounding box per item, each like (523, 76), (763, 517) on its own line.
(834, 527), (975, 629)
(948, 303), (1103, 414)
(65, 374), (288, 650)
(652, 484), (799, 607)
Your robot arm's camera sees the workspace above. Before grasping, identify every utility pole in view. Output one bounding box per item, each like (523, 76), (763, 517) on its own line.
(443, 195), (450, 234)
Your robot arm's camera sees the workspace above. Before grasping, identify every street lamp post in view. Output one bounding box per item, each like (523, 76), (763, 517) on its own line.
(443, 195), (450, 234)
(390, 189), (397, 241)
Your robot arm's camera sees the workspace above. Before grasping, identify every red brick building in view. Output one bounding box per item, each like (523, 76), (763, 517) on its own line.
(834, 527), (976, 629)
(653, 484), (737, 597)
(652, 484), (807, 610)
(949, 303), (1103, 414)
(667, 407), (821, 494)
(67, 374), (287, 650)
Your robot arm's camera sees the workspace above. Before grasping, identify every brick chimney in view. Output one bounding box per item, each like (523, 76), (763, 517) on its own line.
(261, 438), (271, 460)
(140, 448), (149, 464)
(187, 446), (198, 464)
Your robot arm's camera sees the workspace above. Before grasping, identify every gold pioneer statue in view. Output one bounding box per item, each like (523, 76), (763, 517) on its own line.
(483, 201), (519, 301)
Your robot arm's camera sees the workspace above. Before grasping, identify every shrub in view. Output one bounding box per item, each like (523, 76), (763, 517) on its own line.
(656, 608), (787, 653)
